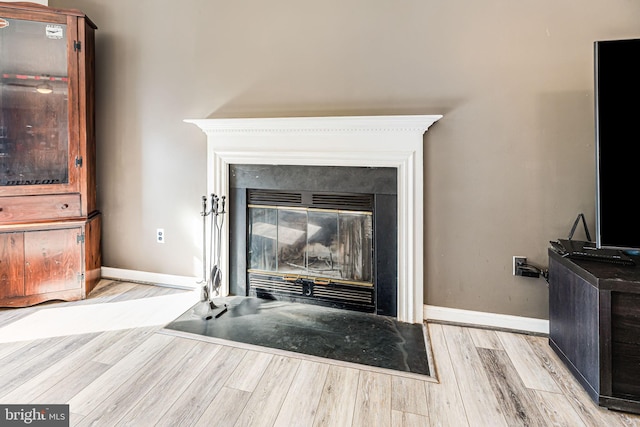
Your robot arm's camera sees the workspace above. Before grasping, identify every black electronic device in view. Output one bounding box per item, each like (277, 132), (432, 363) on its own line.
(594, 38), (640, 252)
(555, 239), (635, 265)
(550, 213), (635, 265)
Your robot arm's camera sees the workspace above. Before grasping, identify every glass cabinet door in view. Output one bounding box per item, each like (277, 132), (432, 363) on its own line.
(0, 15), (72, 188)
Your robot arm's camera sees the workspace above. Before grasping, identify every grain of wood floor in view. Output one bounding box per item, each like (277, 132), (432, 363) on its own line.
(0, 280), (639, 426)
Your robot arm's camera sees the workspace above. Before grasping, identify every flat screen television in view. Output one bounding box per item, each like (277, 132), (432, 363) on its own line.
(594, 38), (640, 252)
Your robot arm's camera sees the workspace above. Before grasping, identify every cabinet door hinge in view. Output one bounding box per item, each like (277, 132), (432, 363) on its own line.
(77, 233), (85, 244)
(78, 272), (85, 282)
(74, 40), (82, 52)
(75, 156), (83, 168)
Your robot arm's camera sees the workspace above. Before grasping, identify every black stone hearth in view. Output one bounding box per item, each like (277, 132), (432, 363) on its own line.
(164, 297), (431, 377)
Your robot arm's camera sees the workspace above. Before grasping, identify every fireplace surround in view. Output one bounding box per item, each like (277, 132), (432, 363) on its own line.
(229, 164), (398, 316)
(186, 115), (442, 323)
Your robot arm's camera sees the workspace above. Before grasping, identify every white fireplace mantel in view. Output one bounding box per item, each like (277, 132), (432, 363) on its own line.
(186, 115), (442, 323)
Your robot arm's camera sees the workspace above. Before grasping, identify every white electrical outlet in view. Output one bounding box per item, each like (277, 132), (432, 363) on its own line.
(513, 256), (526, 275)
(156, 228), (165, 243)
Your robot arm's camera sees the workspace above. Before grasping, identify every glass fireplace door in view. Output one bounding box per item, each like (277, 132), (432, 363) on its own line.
(248, 205), (373, 285)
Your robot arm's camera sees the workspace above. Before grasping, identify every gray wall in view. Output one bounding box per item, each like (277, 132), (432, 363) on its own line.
(50, 0), (640, 319)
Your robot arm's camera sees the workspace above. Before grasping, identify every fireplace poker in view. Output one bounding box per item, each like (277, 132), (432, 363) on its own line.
(199, 196), (208, 286)
(211, 195), (226, 297)
(208, 194), (216, 299)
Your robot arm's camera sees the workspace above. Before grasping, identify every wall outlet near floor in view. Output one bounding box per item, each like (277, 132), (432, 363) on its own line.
(513, 256), (526, 275)
(156, 228), (165, 243)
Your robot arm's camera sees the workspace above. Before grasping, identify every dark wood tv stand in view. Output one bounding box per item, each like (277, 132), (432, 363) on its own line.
(548, 249), (640, 414)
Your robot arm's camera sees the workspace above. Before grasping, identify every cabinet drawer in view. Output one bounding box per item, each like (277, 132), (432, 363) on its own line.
(0, 195), (82, 222)
(612, 342), (640, 399)
(612, 292), (640, 345)
(611, 292), (640, 399)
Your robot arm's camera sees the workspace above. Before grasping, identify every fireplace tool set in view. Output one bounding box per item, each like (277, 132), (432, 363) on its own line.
(195, 193), (227, 320)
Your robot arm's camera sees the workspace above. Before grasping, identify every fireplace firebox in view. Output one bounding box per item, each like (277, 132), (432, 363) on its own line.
(229, 165), (397, 316)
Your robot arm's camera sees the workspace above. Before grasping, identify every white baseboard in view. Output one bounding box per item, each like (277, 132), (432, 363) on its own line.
(424, 305), (549, 335)
(101, 267), (200, 290)
(99, 267), (549, 334)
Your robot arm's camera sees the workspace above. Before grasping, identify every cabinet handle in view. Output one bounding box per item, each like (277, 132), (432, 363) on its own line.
(0, 207), (3, 212)
(61, 204), (69, 209)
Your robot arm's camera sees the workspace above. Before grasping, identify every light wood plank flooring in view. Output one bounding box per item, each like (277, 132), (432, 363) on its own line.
(1, 280), (639, 426)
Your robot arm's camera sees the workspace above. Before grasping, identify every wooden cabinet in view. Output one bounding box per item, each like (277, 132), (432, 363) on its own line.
(548, 249), (640, 414)
(0, 2), (100, 307)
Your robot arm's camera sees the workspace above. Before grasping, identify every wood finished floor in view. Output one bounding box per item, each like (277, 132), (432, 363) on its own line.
(1, 281), (639, 426)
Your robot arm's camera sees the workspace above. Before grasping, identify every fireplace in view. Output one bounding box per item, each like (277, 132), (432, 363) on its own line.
(186, 115), (442, 323)
(229, 164), (398, 316)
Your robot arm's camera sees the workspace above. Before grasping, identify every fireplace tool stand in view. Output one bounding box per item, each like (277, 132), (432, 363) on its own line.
(194, 193), (227, 320)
